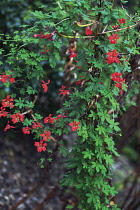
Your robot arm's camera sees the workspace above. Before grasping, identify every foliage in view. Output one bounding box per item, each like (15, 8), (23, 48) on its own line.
(0, 0), (140, 209)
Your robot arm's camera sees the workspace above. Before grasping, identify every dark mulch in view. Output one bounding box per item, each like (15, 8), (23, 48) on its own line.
(0, 131), (76, 210)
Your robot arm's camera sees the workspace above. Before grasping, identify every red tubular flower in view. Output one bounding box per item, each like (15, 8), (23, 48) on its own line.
(0, 107), (8, 117)
(86, 27), (93, 35)
(40, 130), (51, 141)
(112, 25), (120, 30)
(69, 48), (77, 59)
(55, 114), (67, 121)
(34, 141), (47, 152)
(118, 18), (126, 24)
(2, 95), (14, 108)
(0, 73), (15, 83)
(111, 72), (122, 81)
(69, 53), (77, 59)
(0, 74), (9, 83)
(108, 34), (120, 44)
(44, 114), (55, 124)
(32, 122), (42, 129)
(76, 78), (84, 85)
(10, 113), (24, 124)
(22, 127), (31, 134)
(106, 50), (120, 64)
(41, 79), (50, 92)
(40, 33), (53, 41)
(33, 31), (56, 41)
(9, 77), (15, 83)
(115, 83), (122, 88)
(111, 72), (126, 94)
(4, 121), (16, 131)
(33, 32), (43, 37)
(59, 85), (69, 95)
(69, 121), (80, 131)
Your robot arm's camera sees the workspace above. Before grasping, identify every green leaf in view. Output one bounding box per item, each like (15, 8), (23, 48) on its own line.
(22, 118), (33, 126)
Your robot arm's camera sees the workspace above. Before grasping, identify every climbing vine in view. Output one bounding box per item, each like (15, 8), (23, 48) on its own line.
(0, 0), (140, 209)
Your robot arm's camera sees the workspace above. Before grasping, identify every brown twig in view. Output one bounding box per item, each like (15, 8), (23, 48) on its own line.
(9, 184), (40, 210)
(34, 185), (58, 210)
(99, 20), (140, 35)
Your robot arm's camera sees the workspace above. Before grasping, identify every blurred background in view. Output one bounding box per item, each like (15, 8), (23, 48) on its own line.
(0, 0), (140, 209)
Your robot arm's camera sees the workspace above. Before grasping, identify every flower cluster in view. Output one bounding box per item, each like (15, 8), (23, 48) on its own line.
(22, 127), (31, 134)
(34, 141), (47, 152)
(69, 121), (80, 131)
(44, 114), (55, 124)
(44, 114), (67, 124)
(0, 107), (8, 118)
(108, 33), (120, 44)
(0, 73), (15, 83)
(22, 122), (43, 135)
(76, 79), (83, 85)
(33, 31), (56, 41)
(59, 85), (69, 95)
(41, 80), (50, 92)
(112, 25), (120, 30)
(118, 18), (126, 24)
(106, 50), (120, 64)
(34, 130), (51, 152)
(4, 121), (15, 132)
(69, 48), (77, 59)
(85, 27), (93, 35)
(10, 113), (24, 124)
(76, 76), (84, 85)
(1, 95), (14, 108)
(55, 114), (67, 120)
(32, 122), (42, 130)
(111, 72), (126, 94)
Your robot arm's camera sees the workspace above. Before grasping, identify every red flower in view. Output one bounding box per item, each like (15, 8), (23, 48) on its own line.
(32, 122), (42, 129)
(33, 31), (56, 41)
(86, 27), (93, 35)
(9, 77), (15, 83)
(111, 72), (122, 81)
(112, 25), (120, 30)
(108, 34), (120, 44)
(44, 114), (55, 124)
(0, 107), (8, 117)
(0, 73), (15, 83)
(69, 121), (80, 131)
(41, 79), (50, 92)
(106, 50), (120, 64)
(40, 31), (56, 41)
(111, 72), (126, 95)
(76, 78), (84, 85)
(55, 114), (67, 121)
(4, 121), (16, 131)
(33, 32), (43, 37)
(69, 53), (77, 59)
(118, 18), (126, 24)
(59, 85), (69, 95)
(69, 48), (77, 59)
(2, 95), (14, 108)
(10, 113), (24, 124)
(40, 130), (51, 141)
(34, 141), (47, 152)
(22, 127), (31, 134)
